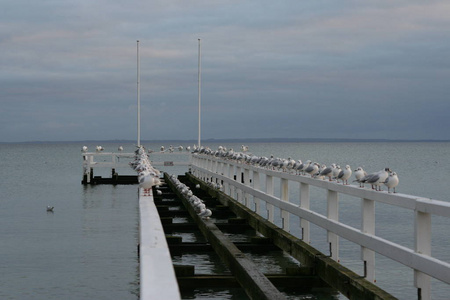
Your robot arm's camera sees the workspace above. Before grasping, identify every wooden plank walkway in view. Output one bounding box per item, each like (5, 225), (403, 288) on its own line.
(157, 173), (397, 300)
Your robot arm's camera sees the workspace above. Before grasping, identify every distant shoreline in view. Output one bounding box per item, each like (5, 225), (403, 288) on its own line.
(2, 138), (449, 144)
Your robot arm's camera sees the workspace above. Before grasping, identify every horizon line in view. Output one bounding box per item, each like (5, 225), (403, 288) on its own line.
(2, 137), (449, 144)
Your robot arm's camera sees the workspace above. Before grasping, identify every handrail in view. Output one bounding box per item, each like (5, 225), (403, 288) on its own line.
(139, 188), (181, 300)
(190, 153), (450, 300)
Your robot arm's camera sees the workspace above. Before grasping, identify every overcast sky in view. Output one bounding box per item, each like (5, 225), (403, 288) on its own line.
(1, 1), (450, 142)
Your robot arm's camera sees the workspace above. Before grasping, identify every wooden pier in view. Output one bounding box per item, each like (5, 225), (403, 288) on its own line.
(146, 173), (396, 299)
(81, 149), (450, 299)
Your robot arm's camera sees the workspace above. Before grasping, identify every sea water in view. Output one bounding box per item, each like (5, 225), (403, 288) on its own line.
(0, 142), (449, 299)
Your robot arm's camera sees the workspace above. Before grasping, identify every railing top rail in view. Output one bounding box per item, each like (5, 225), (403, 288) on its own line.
(194, 154), (450, 218)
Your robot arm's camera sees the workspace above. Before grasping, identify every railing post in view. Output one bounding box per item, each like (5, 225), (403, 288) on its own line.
(266, 175), (274, 222)
(243, 167), (251, 208)
(280, 178), (290, 231)
(361, 198), (376, 282)
(252, 170), (261, 214)
(327, 190), (339, 261)
(299, 182), (310, 243)
(414, 211), (431, 300)
(235, 165), (242, 203)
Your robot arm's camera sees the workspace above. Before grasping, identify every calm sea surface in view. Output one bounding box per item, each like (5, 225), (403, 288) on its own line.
(0, 142), (449, 299)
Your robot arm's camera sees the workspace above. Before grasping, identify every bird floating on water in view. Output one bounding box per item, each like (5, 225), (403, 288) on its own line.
(46, 206), (54, 212)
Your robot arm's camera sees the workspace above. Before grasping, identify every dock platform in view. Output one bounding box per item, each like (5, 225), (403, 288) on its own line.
(145, 173), (396, 299)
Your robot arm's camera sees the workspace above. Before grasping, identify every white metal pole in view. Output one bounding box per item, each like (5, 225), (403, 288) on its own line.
(197, 38), (201, 148)
(137, 40), (141, 147)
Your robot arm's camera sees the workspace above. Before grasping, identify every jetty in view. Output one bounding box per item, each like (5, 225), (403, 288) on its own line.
(81, 149), (450, 300)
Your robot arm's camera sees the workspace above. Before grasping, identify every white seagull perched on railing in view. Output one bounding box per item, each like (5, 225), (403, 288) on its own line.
(359, 168), (391, 191)
(305, 162), (320, 177)
(139, 172), (162, 196)
(337, 165), (352, 185)
(353, 167), (367, 187)
(384, 172), (399, 193)
(319, 164), (334, 181)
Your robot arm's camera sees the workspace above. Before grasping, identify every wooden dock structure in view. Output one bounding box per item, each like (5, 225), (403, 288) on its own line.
(149, 172), (396, 299)
(82, 148), (450, 299)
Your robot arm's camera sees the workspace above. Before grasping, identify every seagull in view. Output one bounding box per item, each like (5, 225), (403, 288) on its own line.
(96, 145), (104, 151)
(156, 189), (162, 195)
(81, 146), (88, 152)
(332, 165), (341, 180)
(384, 172), (399, 193)
(46, 206), (54, 212)
(178, 145), (183, 151)
(198, 208), (212, 219)
(118, 146), (123, 152)
(298, 160), (311, 175)
(337, 165), (352, 185)
(195, 184), (201, 189)
(305, 162), (320, 177)
(319, 164), (334, 181)
(353, 167), (367, 187)
(360, 168), (391, 191)
(160, 146), (165, 152)
(139, 173), (162, 195)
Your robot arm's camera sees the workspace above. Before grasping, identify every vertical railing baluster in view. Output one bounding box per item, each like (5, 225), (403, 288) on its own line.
(414, 211), (431, 300)
(235, 165), (242, 203)
(361, 198), (375, 282)
(280, 178), (290, 231)
(300, 182), (310, 243)
(327, 190), (339, 261)
(243, 168), (251, 208)
(266, 175), (274, 222)
(253, 170), (261, 214)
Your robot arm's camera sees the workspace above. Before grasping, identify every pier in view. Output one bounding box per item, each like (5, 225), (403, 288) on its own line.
(81, 148), (450, 299)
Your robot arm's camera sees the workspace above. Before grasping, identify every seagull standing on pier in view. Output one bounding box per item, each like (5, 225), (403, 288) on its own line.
(360, 168), (391, 191)
(337, 165), (352, 185)
(305, 162), (320, 177)
(319, 164), (334, 181)
(139, 172), (162, 196)
(384, 172), (399, 193)
(353, 167), (367, 187)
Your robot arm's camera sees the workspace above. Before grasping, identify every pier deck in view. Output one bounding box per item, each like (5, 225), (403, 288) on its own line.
(145, 173), (396, 299)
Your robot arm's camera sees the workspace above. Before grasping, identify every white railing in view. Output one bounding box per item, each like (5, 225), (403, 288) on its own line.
(147, 151), (192, 167)
(190, 153), (450, 300)
(139, 188), (180, 300)
(81, 151), (192, 182)
(82, 152), (135, 182)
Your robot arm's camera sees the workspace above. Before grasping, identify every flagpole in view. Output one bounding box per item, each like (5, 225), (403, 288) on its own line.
(137, 40), (141, 147)
(197, 38), (202, 148)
